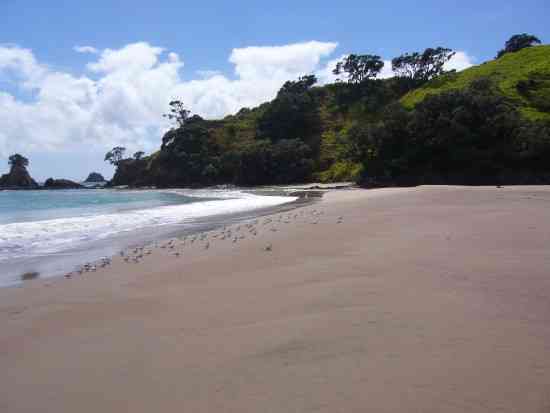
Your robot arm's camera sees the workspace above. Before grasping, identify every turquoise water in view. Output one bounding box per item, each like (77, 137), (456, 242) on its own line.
(0, 189), (202, 225)
(0, 188), (297, 286)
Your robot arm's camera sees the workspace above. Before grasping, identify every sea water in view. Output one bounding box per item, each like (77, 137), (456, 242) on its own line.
(0, 188), (297, 286)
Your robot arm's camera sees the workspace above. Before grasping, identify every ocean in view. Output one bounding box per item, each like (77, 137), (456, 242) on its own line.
(0, 188), (298, 286)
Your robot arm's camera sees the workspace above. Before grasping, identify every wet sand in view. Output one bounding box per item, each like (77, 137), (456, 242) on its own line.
(1, 186), (550, 412)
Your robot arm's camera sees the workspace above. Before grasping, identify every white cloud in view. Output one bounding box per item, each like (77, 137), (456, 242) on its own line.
(445, 51), (475, 71)
(230, 41), (337, 80)
(0, 41), (475, 164)
(0, 41), (339, 159)
(87, 42), (167, 74)
(0, 45), (46, 85)
(74, 45), (98, 54)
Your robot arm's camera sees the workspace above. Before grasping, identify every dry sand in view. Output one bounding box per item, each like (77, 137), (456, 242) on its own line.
(1, 186), (550, 412)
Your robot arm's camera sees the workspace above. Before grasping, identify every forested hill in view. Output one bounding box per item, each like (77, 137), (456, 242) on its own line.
(108, 38), (550, 188)
(402, 45), (550, 121)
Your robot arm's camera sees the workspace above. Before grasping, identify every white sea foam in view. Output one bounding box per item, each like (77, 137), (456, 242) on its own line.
(0, 190), (296, 263)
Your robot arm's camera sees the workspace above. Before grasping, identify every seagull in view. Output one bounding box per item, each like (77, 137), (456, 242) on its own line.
(264, 243), (272, 252)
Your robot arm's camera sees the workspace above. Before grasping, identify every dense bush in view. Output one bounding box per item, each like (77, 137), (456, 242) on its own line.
(237, 139), (314, 185)
(350, 80), (550, 185)
(108, 42), (550, 188)
(256, 75), (321, 154)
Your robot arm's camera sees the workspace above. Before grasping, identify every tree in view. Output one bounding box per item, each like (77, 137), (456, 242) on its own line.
(391, 47), (455, 85)
(332, 54), (384, 83)
(354, 81), (531, 185)
(237, 139), (314, 185)
(257, 75), (321, 144)
(277, 75), (317, 97)
(133, 151), (145, 160)
(163, 100), (191, 128)
(153, 115), (222, 186)
(8, 154), (29, 168)
(104, 146), (126, 166)
(497, 34), (542, 58)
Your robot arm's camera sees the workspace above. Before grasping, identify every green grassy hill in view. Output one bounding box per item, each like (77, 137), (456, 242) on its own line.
(401, 45), (550, 120)
(112, 45), (550, 187)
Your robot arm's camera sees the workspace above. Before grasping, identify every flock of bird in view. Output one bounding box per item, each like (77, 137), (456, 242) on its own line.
(63, 206), (343, 279)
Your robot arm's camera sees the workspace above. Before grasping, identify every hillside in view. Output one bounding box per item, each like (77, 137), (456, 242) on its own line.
(110, 44), (550, 188)
(401, 45), (550, 121)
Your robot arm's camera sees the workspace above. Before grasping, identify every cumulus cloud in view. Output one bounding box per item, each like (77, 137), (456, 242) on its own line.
(0, 45), (46, 85)
(0, 41), (475, 163)
(0, 41), (340, 158)
(74, 45), (98, 54)
(230, 41), (337, 80)
(445, 51), (475, 71)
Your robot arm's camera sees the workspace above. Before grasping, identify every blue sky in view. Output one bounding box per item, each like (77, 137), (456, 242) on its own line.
(0, 0), (548, 180)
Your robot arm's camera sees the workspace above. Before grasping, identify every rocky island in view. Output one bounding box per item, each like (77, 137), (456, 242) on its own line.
(84, 172), (106, 183)
(43, 178), (84, 189)
(1, 155), (90, 190)
(0, 154), (38, 189)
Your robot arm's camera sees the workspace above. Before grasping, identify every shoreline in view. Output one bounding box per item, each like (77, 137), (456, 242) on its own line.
(1, 185), (550, 412)
(3, 188), (320, 287)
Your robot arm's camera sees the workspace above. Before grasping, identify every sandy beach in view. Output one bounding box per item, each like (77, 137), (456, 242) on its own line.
(1, 185), (550, 412)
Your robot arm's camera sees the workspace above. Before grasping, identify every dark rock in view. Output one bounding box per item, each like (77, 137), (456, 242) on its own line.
(0, 164), (39, 189)
(21, 271), (39, 281)
(43, 178), (84, 189)
(84, 172), (106, 183)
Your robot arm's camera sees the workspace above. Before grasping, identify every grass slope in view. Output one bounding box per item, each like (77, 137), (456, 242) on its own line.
(401, 45), (550, 121)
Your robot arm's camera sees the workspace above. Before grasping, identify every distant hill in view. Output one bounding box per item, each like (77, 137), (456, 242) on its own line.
(401, 45), (550, 121)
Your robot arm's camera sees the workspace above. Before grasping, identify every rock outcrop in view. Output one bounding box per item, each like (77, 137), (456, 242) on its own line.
(0, 164), (39, 189)
(84, 172), (106, 183)
(43, 178), (84, 189)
